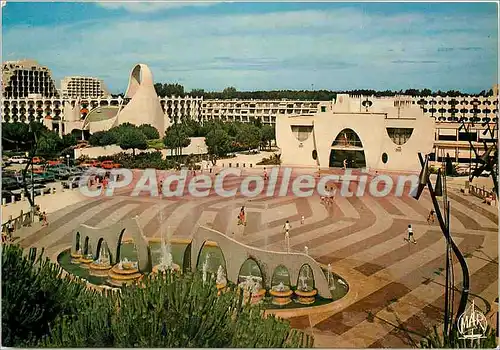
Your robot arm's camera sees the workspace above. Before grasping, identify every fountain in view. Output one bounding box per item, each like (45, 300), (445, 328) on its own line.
(294, 265), (317, 305)
(71, 248), (83, 264)
(238, 275), (266, 304)
(202, 253), (209, 283)
(79, 242), (93, 269)
(108, 257), (142, 287)
(270, 281), (293, 305)
(215, 265), (227, 294)
(89, 241), (112, 277)
(327, 263), (336, 291)
(152, 222), (180, 274)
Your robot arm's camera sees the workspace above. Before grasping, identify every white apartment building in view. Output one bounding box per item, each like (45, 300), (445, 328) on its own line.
(200, 99), (324, 124)
(61, 76), (110, 98)
(1, 60), (58, 98)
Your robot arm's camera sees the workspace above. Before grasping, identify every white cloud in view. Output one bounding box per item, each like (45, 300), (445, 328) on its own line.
(2, 6), (497, 93)
(97, 1), (216, 13)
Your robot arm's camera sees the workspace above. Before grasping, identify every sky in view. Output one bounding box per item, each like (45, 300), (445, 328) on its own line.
(2, 1), (498, 94)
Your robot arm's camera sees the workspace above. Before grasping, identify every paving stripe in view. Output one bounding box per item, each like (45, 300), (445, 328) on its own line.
(313, 234), (477, 335)
(244, 197), (332, 246)
(266, 220), (353, 252)
(26, 198), (123, 248)
(334, 195), (361, 219)
(142, 199), (189, 237)
(374, 245), (496, 347)
(18, 198), (116, 246)
(447, 191), (498, 223)
(377, 196), (405, 216)
(49, 201), (153, 248)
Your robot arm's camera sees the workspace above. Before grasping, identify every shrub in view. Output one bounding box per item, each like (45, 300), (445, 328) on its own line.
(2, 244), (313, 348)
(257, 154), (281, 166)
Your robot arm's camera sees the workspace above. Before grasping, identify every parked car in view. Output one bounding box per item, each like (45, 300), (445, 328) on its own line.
(62, 176), (82, 189)
(2, 177), (20, 190)
(80, 160), (101, 168)
(2, 190), (21, 203)
(47, 160), (63, 166)
(8, 156), (29, 164)
(100, 160), (121, 169)
(39, 172), (56, 183)
(32, 156), (45, 164)
(48, 168), (71, 180)
(12, 184), (51, 197)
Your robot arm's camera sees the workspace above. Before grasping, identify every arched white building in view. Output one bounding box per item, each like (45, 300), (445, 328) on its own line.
(276, 94), (435, 172)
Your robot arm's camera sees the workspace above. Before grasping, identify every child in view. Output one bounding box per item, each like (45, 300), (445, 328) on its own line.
(283, 220), (291, 234)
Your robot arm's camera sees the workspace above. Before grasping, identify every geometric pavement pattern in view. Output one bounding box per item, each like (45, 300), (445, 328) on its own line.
(14, 173), (498, 348)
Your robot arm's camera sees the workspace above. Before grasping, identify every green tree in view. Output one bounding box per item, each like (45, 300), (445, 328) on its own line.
(118, 128), (148, 156)
(261, 124), (275, 150)
(62, 133), (78, 148)
(37, 131), (63, 156)
(163, 123), (191, 159)
(237, 123), (261, 150)
(205, 128), (231, 158)
(222, 86), (237, 99)
(189, 89), (205, 97)
(138, 124), (160, 140)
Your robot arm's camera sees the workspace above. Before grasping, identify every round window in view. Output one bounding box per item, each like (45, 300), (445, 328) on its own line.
(312, 150), (318, 160)
(382, 152), (388, 164)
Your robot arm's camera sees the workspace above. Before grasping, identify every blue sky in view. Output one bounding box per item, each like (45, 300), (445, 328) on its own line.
(2, 1), (498, 94)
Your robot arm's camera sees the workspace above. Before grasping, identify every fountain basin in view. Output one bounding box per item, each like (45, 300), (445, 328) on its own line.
(270, 289), (293, 306)
(78, 257), (93, 269)
(295, 289), (317, 305)
(107, 264), (142, 287)
(70, 252), (82, 264)
(89, 262), (112, 277)
(152, 263), (181, 274)
(239, 288), (266, 304)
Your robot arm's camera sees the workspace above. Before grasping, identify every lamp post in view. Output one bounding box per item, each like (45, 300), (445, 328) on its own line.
(413, 152), (470, 337)
(66, 154), (70, 167)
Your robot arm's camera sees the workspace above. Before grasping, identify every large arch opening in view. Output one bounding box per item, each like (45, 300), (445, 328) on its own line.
(83, 236), (91, 255)
(95, 238), (113, 262)
(238, 257), (264, 284)
(271, 265), (291, 288)
(195, 241), (227, 278)
(75, 232), (81, 252)
(115, 228), (126, 262)
(296, 264), (315, 291)
(329, 128), (366, 168)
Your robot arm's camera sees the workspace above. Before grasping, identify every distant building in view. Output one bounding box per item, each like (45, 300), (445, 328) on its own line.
(1, 59), (58, 98)
(61, 76), (109, 98)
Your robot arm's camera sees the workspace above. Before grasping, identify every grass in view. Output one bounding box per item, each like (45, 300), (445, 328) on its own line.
(147, 139), (165, 150)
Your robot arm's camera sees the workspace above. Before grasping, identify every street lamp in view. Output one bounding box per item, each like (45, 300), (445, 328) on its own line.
(66, 154), (70, 167)
(413, 152), (470, 337)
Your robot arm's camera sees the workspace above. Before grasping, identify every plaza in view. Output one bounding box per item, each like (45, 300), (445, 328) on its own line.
(6, 166), (498, 347)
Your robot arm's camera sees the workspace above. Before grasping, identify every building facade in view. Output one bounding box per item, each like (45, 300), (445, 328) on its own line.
(60, 76), (109, 98)
(276, 94), (436, 172)
(2, 60), (58, 98)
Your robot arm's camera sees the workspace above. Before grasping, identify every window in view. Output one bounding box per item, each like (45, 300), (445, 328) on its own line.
(382, 153), (388, 164)
(332, 129), (363, 148)
(386, 128), (414, 145)
(312, 150), (317, 160)
(291, 126), (313, 141)
(321, 106), (326, 112)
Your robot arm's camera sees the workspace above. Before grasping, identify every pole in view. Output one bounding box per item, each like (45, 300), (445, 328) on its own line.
(418, 153), (470, 333)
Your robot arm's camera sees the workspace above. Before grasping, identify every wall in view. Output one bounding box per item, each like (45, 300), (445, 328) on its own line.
(190, 226), (331, 298)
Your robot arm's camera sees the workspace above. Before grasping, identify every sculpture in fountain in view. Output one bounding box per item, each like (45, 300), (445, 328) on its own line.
(238, 274), (266, 304)
(295, 265), (317, 304)
(89, 241), (112, 277)
(153, 213), (180, 274)
(270, 281), (293, 305)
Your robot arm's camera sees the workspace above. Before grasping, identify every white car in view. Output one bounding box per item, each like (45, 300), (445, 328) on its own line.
(8, 156), (29, 164)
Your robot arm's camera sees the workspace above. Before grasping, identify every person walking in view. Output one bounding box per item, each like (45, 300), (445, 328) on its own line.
(283, 220), (291, 234)
(263, 167), (268, 181)
(42, 212), (48, 227)
(406, 224), (416, 243)
(427, 210), (435, 224)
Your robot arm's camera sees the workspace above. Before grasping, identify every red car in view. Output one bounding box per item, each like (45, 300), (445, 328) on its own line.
(101, 160), (121, 169)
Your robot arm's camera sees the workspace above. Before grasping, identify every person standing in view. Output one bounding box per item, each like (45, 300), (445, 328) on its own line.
(263, 167), (268, 181)
(283, 220), (291, 234)
(237, 206), (246, 226)
(407, 224), (416, 243)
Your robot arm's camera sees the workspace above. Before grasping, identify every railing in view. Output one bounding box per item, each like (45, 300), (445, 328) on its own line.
(469, 184), (496, 204)
(1, 210), (35, 240)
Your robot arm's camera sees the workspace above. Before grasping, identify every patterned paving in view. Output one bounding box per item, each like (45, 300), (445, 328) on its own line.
(11, 172), (498, 348)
